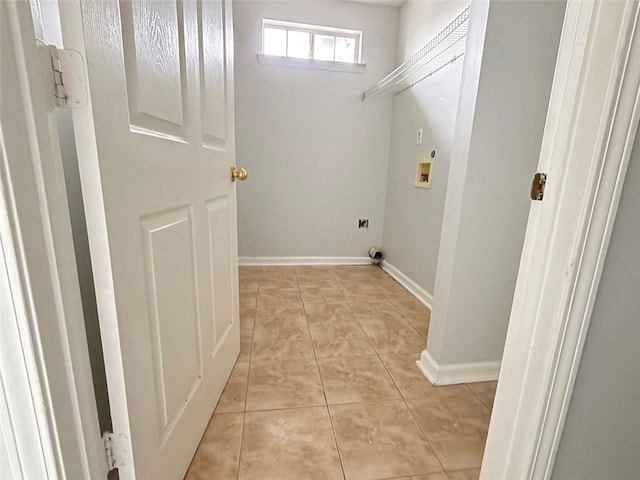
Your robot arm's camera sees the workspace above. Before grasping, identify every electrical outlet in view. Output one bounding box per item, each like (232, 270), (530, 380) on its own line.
(358, 219), (369, 229)
(416, 128), (423, 145)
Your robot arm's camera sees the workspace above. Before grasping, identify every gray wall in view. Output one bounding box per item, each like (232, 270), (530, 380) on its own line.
(382, 0), (467, 296)
(234, 1), (398, 259)
(427, 0), (566, 365)
(551, 132), (640, 480)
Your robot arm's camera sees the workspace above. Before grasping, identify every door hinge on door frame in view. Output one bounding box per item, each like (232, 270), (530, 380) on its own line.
(43, 44), (87, 109)
(530, 172), (547, 201)
(102, 432), (129, 472)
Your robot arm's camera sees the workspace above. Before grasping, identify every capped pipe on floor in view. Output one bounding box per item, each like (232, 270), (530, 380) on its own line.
(368, 247), (383, 265)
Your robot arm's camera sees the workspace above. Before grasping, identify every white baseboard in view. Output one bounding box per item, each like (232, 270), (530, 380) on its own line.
(238, 256), (372, 266)
(380, 260), (433, 309)
(417, 349), (500, 386)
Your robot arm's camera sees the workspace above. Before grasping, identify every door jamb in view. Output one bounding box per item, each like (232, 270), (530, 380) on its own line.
(0, 1), (106, 478)
(481, 0), (640, 478)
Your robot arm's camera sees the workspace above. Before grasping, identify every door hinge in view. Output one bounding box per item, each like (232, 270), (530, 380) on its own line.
(45, 45), (87, 109)
(530, 172), (547, 201)
(102, 432), (129, 471)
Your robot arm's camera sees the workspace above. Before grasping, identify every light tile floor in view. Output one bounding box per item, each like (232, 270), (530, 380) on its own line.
(185, 266), (497, 480)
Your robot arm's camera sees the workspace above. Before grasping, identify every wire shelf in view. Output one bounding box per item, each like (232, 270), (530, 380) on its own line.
(361, 5), (470, 100)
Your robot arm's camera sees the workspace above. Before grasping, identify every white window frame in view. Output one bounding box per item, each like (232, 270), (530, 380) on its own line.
(261, 18), (363, 64)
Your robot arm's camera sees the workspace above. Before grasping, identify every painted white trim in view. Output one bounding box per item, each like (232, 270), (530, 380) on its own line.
(380, 260), (433, 309)
(417, 350), (500, 386)
(481, 1), (640, 479)
(0, 228), (53, 480)
(238, 256), (372, 266)
(256, 53), (366, 74)
(0, 1), (106, 478)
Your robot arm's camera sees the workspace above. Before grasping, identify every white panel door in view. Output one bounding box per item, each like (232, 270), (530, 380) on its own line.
(57, 0), (240, 478)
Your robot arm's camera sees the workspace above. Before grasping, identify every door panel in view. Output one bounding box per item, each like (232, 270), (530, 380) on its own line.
(121, 0), (186, 133)
(200, 0), (228, 145)
(206, 198), (234, 344)
(58, 0), (239, 478)
(140, 206), (203, 440)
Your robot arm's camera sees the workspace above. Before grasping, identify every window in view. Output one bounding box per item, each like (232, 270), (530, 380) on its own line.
(262, 19), (362, 64)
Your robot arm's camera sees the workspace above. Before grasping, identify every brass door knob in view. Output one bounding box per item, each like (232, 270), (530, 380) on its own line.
(230, 167), (248, 182)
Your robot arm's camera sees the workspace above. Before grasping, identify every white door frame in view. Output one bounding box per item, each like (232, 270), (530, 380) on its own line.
(0, 1), (106, 479)
(1, 0), (638, 479)
(481, 0), (640, 479)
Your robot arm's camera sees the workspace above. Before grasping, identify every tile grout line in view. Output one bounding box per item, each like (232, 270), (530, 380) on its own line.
(369, 269), (448, 475)
(338, 267), (447, 478)
(375, 347), (449, 477)
(376, 267), (489, 476)
(382, 474), (452, 480)
(339, 279), (427, 353)
(296, 268), (349, 480)
(237, 395), (476, 415)
(234, 268), (262, 480)
(236, 266), (477, 480)
(378, 267), (431, 341)
(463, 383), (493, 416)
(386, 300), (430, 342)
(336, 280), (381, 355)
(243, 403), (333, 414)
(337, 267), (446, 479)
(447, 466), (483, 474)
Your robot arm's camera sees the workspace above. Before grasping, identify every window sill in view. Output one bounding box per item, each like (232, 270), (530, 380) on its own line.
(256, 53), (366, 74)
